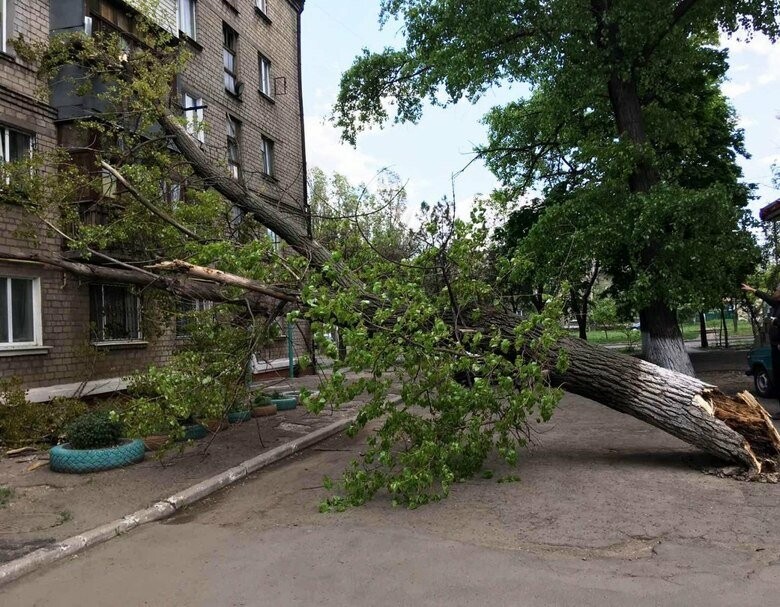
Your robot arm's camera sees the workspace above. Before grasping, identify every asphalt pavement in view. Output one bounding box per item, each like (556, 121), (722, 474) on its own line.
(2, 391), (779, 606)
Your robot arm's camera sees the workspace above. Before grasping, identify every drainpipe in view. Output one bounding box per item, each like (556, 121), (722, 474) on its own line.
(287, 321), (295, 378)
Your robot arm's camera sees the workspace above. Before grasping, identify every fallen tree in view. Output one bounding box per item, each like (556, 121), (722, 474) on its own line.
(6, 105), (779, 479)
(8, 24), (779, 509)
(155, 109), (780, 476)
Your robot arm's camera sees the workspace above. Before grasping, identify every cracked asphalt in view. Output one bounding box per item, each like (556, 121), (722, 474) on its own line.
(3, 386), (780, 605)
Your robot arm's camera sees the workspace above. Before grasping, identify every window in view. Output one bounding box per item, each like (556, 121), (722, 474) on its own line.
(0, 126), (32, 187)
(1, 0), (7, 54)
(177, 0), (196, 39)
(182, 92), (205, 142)
(0, 277), (42, 348)
(176, 298), (212, 336)
(0, 126), (33, 165)
(162, 180), (182, 205)
(255, 0), (268, 17)
(222, 23), (238, 95)
(226, 115), (241, 179)
(258, 54), (272, 98)
(267, 228), (280, 251)
(89, 284), (141, 342)
(101, 168), (118, 198)
(261, 136), (274, 177)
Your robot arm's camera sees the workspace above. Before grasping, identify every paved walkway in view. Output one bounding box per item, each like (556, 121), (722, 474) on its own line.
(0, 370), (361, 563)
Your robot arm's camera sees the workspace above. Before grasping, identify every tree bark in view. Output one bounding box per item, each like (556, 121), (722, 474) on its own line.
(570, 288), (588, 340)
(639, 301), (695, 376)
(699, 311), (709, 348)
(0, 246), (280, 315)
(154, 108), (780, 473)
(599, 47), (693, 373)
(541, 331), (780, 473)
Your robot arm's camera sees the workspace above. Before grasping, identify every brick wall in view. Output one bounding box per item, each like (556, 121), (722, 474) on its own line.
(180, 0), (307, 226)
(0, 0), (310, 395)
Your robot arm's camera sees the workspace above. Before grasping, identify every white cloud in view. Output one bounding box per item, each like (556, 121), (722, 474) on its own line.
(304, 116), (390, 186)
(722, 81), (753, 98)
(758, 153), (780, 168)
(738, 116), (757, 129)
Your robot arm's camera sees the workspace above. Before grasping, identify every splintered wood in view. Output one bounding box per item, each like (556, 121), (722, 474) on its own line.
(709, 390), (780, 472)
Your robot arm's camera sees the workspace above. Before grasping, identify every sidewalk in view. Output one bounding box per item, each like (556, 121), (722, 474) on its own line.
(0, 370), (366, 564)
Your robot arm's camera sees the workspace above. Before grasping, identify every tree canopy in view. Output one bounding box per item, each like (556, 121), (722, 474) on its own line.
(334, 0), (777, 372)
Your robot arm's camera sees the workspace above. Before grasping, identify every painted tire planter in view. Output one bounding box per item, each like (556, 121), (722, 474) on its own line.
(228, 410), (252, 423)
(271, 397), (297, 411)
(182, 423), (208, 440)
(200, 419), (226, 433)
(252, 404), (277, 418)
(50, 439), (145, 474)
(143, 435), (170, 451)
(279, 391), (301, 404)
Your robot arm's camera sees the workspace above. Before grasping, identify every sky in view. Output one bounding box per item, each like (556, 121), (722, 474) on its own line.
(300, 1), (780, 222)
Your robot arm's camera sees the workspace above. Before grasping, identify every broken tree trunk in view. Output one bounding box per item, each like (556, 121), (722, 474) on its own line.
(544, 333), (780, 472)
(154, 109), (780, 473)
(0, 246), (279, 314)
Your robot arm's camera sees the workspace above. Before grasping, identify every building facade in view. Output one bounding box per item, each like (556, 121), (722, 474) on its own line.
(0, 0), (309, 401)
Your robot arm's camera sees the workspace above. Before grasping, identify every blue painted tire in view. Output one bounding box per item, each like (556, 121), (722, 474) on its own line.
(182, 423), (208, 440)
(271, 397), (297, 411)
(50, 439), (145, 474)
(228, 410), (252, 423)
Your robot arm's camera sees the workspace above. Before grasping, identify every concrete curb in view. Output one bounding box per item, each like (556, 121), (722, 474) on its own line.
(0, 415), (356, 588)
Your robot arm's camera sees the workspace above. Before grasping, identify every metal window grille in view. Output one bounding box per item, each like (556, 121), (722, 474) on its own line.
(89, 284), (141, 341)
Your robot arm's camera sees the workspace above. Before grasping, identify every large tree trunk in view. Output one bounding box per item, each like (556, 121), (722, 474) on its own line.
(153, 109), (780, 473)
(544, 332), (780, 473)
(570, 288), (588, 340)
(639, 301), (695, 376)
(699, 311), (709, 348)
(601, 47), (693, 374)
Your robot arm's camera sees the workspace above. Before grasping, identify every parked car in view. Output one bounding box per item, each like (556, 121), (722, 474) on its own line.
(746, 345), (774, 397)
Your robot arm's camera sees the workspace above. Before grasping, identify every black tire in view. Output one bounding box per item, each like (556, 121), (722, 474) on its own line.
(753, 365), (775, 398)
(50, 439), (145, 474)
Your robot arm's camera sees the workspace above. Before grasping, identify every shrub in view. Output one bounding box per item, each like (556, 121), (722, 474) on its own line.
(0, 378), (88, 447)
(253, 393), (272, 406)
(66, 411), (123, 449)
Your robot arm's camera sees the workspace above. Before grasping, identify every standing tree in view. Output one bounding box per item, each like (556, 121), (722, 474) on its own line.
(333, 0), (775, 375)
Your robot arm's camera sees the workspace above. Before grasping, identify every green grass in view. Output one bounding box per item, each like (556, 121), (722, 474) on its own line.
(576, 321), (754, 345)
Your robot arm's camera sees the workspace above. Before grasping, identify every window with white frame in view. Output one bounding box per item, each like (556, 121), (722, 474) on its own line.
(255, 0), (268, 17)
(258, 53), (272, 97)
(226, 115), (241, 179)
(177, 0), (196, 39)
(1, 0), (7, 54)
(261, 136), (274, 177)
(267, 228), (280, 251)
(222, 23), (238, 95)
(0, 276), (42, 348)
(89, 284), (141, 342)
(182, 92), (205, 143)
(0, 126), (33, 165)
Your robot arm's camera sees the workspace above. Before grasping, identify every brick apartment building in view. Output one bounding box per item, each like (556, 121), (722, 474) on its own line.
(0, 0), (310, 401)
